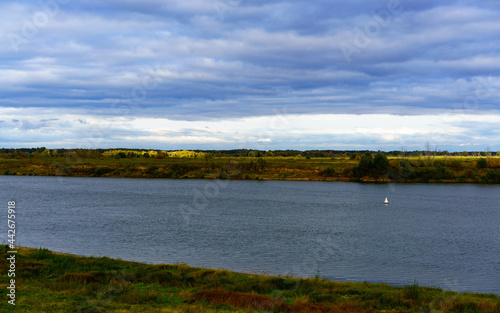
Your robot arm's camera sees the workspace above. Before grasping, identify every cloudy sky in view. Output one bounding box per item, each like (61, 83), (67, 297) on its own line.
(1, 0), (499, 151)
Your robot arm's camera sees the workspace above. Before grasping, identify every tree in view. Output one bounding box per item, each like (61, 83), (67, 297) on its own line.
(41, 149), (52, 157)
(353, 152), (373, 177)
(204, 153), (213, 160)
(373, 152), (389, 175)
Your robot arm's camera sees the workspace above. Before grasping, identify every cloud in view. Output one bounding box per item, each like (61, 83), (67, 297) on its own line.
(1, 107), (498, 151)
(0, 0), (499, 150)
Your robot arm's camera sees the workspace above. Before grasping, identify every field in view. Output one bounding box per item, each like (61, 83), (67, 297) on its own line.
(1, 151), (500, 183)
(1, 246), (499, 313)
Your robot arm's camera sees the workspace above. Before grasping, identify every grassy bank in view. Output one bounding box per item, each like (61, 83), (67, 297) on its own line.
(1, 246), (499, 312)
(1, 154), (500, 183)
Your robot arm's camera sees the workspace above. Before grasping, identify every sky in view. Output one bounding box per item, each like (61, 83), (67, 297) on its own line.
(1, 0), (500, 151)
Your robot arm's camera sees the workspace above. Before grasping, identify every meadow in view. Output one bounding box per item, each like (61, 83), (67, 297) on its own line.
(1, 148), (500, 183)
(0, 246), (498, 313)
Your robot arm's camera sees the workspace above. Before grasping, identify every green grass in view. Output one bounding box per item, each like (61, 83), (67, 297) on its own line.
(1, 246), (499, 312)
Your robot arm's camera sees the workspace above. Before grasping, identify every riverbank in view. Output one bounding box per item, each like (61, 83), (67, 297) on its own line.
(0, 246), (498, 312)
(1, 154), (500, 184)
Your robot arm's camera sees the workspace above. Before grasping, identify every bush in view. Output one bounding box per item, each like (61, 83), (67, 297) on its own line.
(94, 167), (112, 177)
(476, 158), (487, 168)
(32, 248), (53, 260)
(389, 159), (415, 181)
(320, 167), (336, 177)
(343, 167), (353, 176)
(449, 160), (464, 169)
(450, 301), (480, 313)
(403, 280), (420, 304)
(147, 165), (159, 173)
(486, 170), (500, 183)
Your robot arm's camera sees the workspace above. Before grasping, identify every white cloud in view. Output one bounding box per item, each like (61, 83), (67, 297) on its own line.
(1, 107), (499, 150)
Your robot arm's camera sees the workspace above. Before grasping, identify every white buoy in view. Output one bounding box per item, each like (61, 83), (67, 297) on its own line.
(384, 197), (389, 204)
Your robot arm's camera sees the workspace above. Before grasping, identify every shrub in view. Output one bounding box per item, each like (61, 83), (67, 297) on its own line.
(403, 280), (420, 304)
(477, 158), (487, 168)
(32, 248), (53, 260)
(450, 301), (480, 313)
(486, 170), (500, 183)
(449, 160), (464, 169)
(343, 166), (353, 176)
(320, 167), (336, 177)
(94, 167), (112, 177)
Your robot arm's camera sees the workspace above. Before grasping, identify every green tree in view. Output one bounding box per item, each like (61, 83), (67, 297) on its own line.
(353, 152), (373, 177)
(373, 152), (389, 175)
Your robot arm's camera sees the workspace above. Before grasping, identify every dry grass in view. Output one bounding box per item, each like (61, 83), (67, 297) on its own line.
(192, 289), (331, 312)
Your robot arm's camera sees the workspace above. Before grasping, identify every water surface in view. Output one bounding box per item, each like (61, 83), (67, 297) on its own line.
(1, 176), (498, 294)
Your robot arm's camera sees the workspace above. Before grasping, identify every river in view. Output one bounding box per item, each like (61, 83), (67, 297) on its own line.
(1, 176), (499, 294)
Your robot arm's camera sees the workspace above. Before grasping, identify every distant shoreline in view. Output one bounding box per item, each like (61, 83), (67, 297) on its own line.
(1, 154), (500, 184)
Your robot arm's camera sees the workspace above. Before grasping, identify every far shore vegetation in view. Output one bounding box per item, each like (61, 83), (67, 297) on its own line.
(1, 246), (498, 312)
(1, 148), (500, 183)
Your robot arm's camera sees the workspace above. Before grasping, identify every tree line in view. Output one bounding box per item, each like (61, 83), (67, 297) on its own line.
(1, 148), (498, 159)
